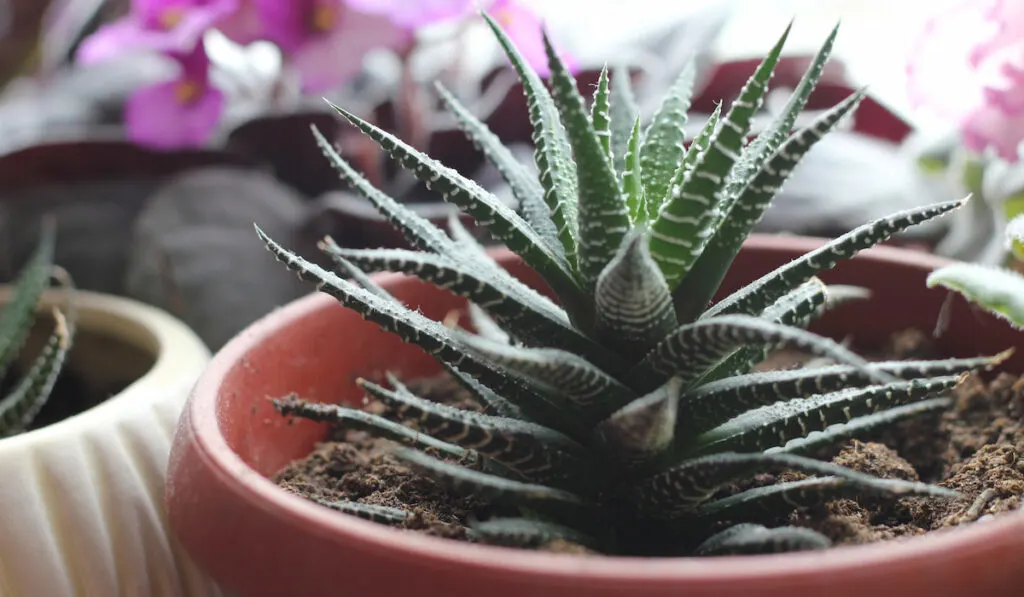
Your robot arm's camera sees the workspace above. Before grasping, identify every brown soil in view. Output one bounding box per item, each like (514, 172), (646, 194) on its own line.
(759, 329), (1024, 545)
(273, 329), (1024, 552)
(275, 431), (479, 540)
(275, 375), (482, 540)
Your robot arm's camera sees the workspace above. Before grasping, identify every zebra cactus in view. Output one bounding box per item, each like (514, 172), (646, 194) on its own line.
(0, 220), (75, 437)
(257, 13), (993, 556)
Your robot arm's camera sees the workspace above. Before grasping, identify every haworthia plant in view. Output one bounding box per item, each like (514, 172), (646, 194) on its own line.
(0, 221), (76, 437)
(258, 13), (987, 557)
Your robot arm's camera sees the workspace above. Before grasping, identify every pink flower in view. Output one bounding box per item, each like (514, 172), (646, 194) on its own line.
(126, 41), (225, 148)
(487, 0), (575, 77)
(251, 0), (409, 92)
(216, 0), (267, 45)
(344, 0), (473, 29)
(908, 0), (1024, 162)
(77, 0), (239, 64)
(347, 0), (576, 76)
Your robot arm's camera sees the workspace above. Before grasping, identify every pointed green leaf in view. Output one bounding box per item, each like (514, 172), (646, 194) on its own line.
(483, 12), (580, 267)
(445, 212), (495, 263)
(695, 279), (829, 384)
(0, 308), (72, 437)
(688, 375), (962, 455)
(719, 23), (841, 211)
(591, 66), (612, 159)
(623, 115), (646, 223)
(441, 361), (522, 419)
(678, 105), (723, 193)
(706, 199), (968, 318)
(633, 451), (956, 517)
(759, 277), (828, 325)
(323, 246), (561, 328)
(649, 25), (791, 288)
(361, 376), (592, 488)
(702, 281), (871, 385)
(631, 314), (888, 392)
(646, 103), (725, 226)
(644, 102), (724, 224)
(543, 31), (629, 285)
(927, 262), (1024, 329)
(394, 447), (586, 509)
(639, 61), (695, 214)
(312, 127), (454, 256)
(257, 225), (573, 431)
(595, 231), (678, 356)
(434, 83), (562, 257)
(469, 517), (597, 549)
(771, 397), (952, 457)
(695, 524), (831, 555)
(696, 474), (956, 524)
(464, 302), (511, 344)
(674, 90), (867, 321)
(0, 220), (56, 379)
(457, 331), (636, 420)
(683, 352), (1007, 433)
(321, 238), (399, 303)
(595, 377), (682, 462)
(326, 101), (585, 316)
(610, 66), (641, 177)
(319, 246), (620, 372)
(311, 498), (411, 525)
(272, 395), (472, 460)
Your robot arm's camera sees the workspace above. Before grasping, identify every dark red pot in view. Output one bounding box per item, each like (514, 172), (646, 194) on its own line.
(166, 237), (1024, 597)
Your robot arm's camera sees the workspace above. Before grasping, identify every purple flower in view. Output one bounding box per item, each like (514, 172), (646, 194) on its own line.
(217, 0), (267, 45)
(488, 0), (575, 77)
(344, 0), (473, 30)
(253, 0), (409, 93)
(77, 0), (239, 64)
(126, 41), (225, 149)
(346, 0), (575, 76)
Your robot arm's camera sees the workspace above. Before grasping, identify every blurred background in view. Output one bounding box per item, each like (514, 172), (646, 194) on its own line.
(0, 0), (1015, 349)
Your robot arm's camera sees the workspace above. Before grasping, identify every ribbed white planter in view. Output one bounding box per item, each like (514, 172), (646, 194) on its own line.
(0, 288), (222, 597)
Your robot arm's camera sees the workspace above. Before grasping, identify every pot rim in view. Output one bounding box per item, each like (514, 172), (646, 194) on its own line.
(0, 288), (209, 449)
(183, 235), (1023, 583)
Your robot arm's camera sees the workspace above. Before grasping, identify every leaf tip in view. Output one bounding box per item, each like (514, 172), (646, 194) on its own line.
(993, 346), (1016, 365)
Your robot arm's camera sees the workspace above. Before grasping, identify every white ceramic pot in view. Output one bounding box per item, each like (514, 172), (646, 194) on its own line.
(0, 288), (221, 597)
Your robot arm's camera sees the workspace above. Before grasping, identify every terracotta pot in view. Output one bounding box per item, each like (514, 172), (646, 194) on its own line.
(166, 237), (1024, 597)
(0, 288), (221, 596)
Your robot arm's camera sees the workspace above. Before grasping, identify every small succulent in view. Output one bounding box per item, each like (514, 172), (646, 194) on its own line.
(0, 221), (76, 437)
(258, 14), (1001, 556)
(927, 214), (1024, 329)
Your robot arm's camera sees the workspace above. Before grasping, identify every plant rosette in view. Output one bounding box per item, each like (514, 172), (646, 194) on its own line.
(0, 287), (218, 596)
(167, 242), (1024, 597)
(170, 11), (1024, 597)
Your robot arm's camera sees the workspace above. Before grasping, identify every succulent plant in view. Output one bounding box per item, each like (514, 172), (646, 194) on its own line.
(257, 14), (1001, 556)
(927, 214), (1024, 329)
(0, 220), (75, 437)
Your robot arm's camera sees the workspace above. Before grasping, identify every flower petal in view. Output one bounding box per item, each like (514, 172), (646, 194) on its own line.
(217, 0), (266, 45)
(906, 0), (994, 120)
(962, 103), (1024, 161)
(288, 7), (409, 92)
(345, 0), (472, 29)
(126, 79), (225, 149)
(76, 0), (238, 63)
(969, 0), (1024, 67)
(77, 19), (153, 64)
(491, 0), (576, 77)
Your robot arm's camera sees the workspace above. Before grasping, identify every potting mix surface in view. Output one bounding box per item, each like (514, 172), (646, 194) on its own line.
(274, 329), (1024, 552)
